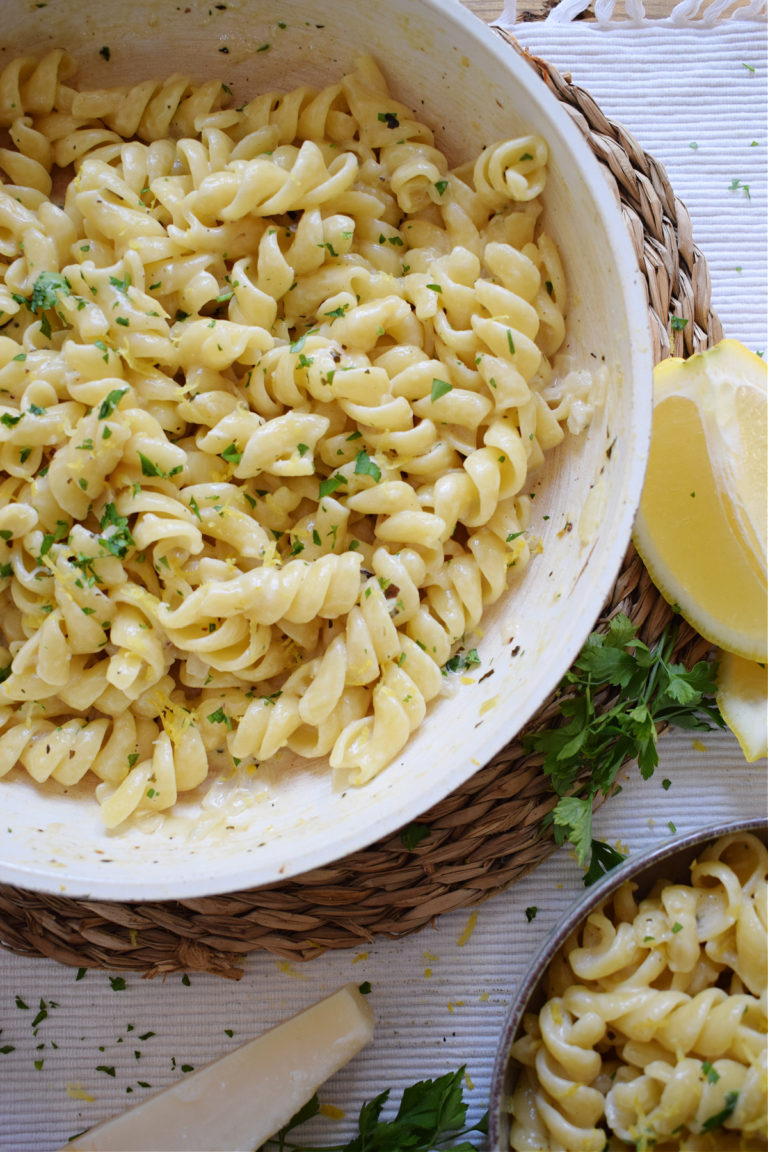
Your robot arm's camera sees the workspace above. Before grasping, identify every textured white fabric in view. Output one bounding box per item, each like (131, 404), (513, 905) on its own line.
(495, 18), (768, 354)
(502, 0), (767, 26)
(0, 11), (766, 1150)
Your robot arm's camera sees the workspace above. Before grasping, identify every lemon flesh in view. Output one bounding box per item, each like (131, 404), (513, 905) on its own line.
(633, 340), (767, 663)
(716, 649), (768, 762)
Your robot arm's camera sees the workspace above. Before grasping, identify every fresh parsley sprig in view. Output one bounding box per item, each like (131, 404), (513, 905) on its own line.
(527, 613), (723, 884)
(259, 1066), (487, 1152)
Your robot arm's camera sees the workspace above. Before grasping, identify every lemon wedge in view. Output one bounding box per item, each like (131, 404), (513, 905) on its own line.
(632, 339), (767, 663)
(716, 649), (768, 762)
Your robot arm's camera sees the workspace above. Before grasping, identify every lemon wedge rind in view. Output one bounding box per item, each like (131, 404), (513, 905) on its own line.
(716, 649), (768, 763)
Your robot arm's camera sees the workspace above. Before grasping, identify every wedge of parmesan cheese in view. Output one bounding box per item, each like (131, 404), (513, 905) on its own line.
(62, 983), (375, 1152)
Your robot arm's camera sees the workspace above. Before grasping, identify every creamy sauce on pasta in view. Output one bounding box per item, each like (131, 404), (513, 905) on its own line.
(0, 51), (589, 828)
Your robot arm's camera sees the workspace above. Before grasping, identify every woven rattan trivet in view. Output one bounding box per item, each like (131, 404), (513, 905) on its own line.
(0, 40), (723, 980)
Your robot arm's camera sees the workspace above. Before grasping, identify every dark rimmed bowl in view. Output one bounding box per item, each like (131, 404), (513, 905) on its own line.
(488, 817), (768, 1151)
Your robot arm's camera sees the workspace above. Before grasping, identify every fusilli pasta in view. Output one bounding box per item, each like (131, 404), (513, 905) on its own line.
(0, 51), (585, 826)
(507, 832), (768, 1151)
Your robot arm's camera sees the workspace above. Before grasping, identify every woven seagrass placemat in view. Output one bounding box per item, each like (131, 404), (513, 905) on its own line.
(0, 39), (722, 980)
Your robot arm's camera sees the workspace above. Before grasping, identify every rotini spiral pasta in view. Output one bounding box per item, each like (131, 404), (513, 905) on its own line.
(507, 832), (768, 1151)
(0, 50), (589, 825)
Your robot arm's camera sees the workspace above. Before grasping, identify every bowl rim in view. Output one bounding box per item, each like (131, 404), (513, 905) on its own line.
(488, 816), (768, 1151)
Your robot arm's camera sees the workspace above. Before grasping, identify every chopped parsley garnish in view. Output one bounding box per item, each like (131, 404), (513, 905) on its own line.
(324, 304), (349, 321)
(207, 707), (232, 730)
(109, 273), (131, 293)
(728, 177), (751, 199)
(318, 474), (347, 499)
(98, 503), (134, 558)
(221, 443), (242, 465)
(138, 453), (161, 477)
(30, 270), (71, 315)
(137, 453), (182, 479)
(39, 519), (69, 558)
(702, 1091), (739, 1132)
(442, 648), (480, 675)
(353, 449), (381, 482)
(98, 388), (128, 419)
(430, 378), (452, 403)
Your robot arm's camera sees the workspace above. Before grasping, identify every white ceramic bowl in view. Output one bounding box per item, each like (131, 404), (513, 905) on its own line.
(488, 818), (768, 1151)
(0, 0), (652, 899)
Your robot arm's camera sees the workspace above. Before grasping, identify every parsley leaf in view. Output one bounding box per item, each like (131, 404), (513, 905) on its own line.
(260, 1066), (487, 1151)
(30, 271), (71, 314)
(207, 706), (232, 730)
(39, 519), (69, 558)
(399, 823), (432, 850)
(318, 474), (347, 499)
(442, 648), (480, 675)
(583, 839), (628, 886)
(98, 502), (134, 558)
(221, 442), (242, 465)
(529, 614), (723, 882)
(109, 273), (132, 294)
(353, 449), (381, 483)
(98, 388), (128, 419)
(138, 453), (162, 477)
(431, 378), (452, 403)
(137, 453), (182, 480)
(702, 1090), (739, 1133)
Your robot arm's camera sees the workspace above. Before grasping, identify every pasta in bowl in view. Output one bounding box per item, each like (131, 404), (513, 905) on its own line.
(0, 0), (651, 897)
(489, 820), (768, 1152)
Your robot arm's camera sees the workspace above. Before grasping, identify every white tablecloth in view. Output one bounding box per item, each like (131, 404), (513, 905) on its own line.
(1, 7), (766, 1150)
